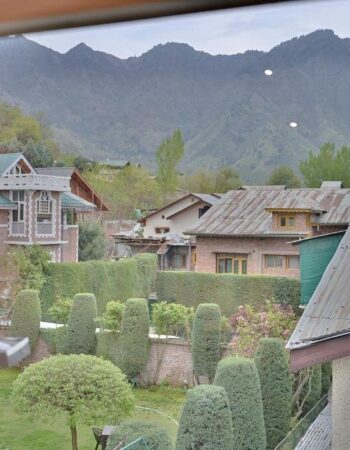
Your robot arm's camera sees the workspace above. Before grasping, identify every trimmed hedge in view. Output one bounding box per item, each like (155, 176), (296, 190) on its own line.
(106, 421), (173, 450)
(41, 254), (157, 314)
(176, 384), (233, 450)
(66, 293), (98, 355)
(96, 331), (120, 365)
(118, 298), (150, 380)
(255, 338), (292, 450)
(55, 326), (67, 354)
(214, 357), (266, 450)
(10, 289), (41, 350)
(192, 303), (221, 383)
(157, 272), (300, 315)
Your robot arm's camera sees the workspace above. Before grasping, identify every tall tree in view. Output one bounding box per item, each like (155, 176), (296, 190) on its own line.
(300, 143), (350, 187)
(266, 166), (302, 188)
(156, 129), (184, 200)
(180, 167), (241, 193)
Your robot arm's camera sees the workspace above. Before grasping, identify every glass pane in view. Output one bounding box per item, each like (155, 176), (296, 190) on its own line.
(288, 216), (295, 227)
(276, 256), (284, 268)
(19, 204), (24, 221)
(288, 256), (300, 269)
(217, 259), (225, 273)
(12, 210), (18, 222)
(266, 255), (274, 268)
(280, 216), (287, 227)
(12, 191), (18, 201)
(19, 191), (25, 201)
(242, 260), (247, 274)
(225, 259), (232, 273)
(233, 259), (239, 274)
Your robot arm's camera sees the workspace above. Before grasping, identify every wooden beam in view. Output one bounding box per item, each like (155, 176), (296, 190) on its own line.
(0, 0), (300, 35)
(289, 333), (350, 372)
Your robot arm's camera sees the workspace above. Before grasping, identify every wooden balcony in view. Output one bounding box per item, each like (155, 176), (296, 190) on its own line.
(0, 174), (70, 191)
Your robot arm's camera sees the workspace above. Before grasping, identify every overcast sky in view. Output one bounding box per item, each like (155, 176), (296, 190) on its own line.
(27, 0), (350, 58)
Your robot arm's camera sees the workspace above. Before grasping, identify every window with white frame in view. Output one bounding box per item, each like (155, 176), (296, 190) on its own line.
(37, 191), (53, 235)
(10, 190), (25, 235)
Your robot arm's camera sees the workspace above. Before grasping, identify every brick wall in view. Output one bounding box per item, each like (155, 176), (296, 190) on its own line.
(195, 235), (300, 278)
(61, 225), (79, 262)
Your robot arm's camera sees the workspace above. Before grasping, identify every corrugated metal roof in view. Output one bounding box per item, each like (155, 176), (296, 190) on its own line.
(61, 192), (96, 210)
(295, 404), (332, 450)
(187, 188), (350, 237)
(193, 193), (222, 204)
(287, 227), (350, 349)
(240, 185), (286, 190)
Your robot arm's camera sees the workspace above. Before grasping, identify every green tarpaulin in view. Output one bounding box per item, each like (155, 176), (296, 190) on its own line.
(298, 232), (344, 305)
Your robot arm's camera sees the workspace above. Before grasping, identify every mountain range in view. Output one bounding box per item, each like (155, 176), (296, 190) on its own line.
(0, 30), (349, 182)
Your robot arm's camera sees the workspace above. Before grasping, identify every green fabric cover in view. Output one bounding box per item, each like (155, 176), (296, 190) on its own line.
(299, 233), (344, 305)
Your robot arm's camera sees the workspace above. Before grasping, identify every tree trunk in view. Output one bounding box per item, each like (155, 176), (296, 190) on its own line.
(70, 425), (78, 450)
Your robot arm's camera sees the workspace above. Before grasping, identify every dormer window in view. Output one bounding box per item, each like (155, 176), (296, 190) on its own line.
(278, 214), (296, 228)
(36, 191), (54, 236)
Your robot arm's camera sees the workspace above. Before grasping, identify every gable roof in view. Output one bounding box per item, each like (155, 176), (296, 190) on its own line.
(0, 153), (34, 175)
(140, 192), (221, 222)
(287, 227), (350, 349)
(187, 188), (350, 237)
(36, 167), (108, 211)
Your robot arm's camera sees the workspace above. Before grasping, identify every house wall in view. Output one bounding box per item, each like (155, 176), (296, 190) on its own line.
(143, 195), (207, 238)
(271, 212), (312, 233)
(195, 236), (300, 278)
(61, 225), (79, 262)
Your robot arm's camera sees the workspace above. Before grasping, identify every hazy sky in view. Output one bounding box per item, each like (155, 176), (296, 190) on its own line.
(27, 0), (350, 58)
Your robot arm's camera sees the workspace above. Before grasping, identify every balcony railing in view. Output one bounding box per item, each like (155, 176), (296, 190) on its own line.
(0, 174), (70, 192)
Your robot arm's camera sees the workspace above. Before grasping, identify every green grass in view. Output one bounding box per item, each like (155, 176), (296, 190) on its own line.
(0, 369), (185, 450)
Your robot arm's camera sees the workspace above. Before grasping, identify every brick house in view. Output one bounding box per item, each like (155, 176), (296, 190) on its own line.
(187, 183), (350, 278)
(0, 153), (100, 264)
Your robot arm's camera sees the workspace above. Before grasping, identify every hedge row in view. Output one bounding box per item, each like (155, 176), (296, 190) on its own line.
(41, 253), (157, 314)
(157, 272), (300, 315)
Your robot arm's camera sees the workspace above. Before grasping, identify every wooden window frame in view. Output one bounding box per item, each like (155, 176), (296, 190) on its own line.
(278, 213), (296, 229)
(265, 255), (284, 269)
(286, 255), (300, 269)
(154, 226), (170, 234)
(216, 253), (248, 275)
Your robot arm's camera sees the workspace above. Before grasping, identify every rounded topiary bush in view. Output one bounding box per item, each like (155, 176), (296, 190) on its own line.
(214, 356), (266, 450)
(10, 289), (41, 350)
(192, 303), (221, 383)
(106, 420), (173, 450)
(119, 298), (150, 380)
(176, 384), (233, 450)
(254, 338), (292, 450)
(66, 293), (97, 354)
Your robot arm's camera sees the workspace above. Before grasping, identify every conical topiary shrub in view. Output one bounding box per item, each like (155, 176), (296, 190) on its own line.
(10, 289), (41, 350)
(214, 356), (266, 450)
(118, 298), (150, 380)
(66, 293), (97, 354)
(192, 303), (221, 383)
(254, 338), (292, 450)
(176, 384), (233, 450)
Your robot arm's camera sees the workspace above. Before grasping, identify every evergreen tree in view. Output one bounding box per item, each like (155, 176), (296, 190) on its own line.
(255, 338), (292, 450)
(214, 357), (266, 450)
(266, 165), (302, 188)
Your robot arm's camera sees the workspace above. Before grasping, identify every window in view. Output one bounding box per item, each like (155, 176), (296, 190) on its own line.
(306, 215), (311, 228)
(287, 255), (300, 269)
(172, 254), (187, 269)
(198, 205), (210, 218)
(265, 255), (284, 268)
(278, 214), (296, 228)
(155, 227), (169, 234)
(37, 191), (53, 235)
(217, 254), (248, 274)
(10, 190), (25, 235)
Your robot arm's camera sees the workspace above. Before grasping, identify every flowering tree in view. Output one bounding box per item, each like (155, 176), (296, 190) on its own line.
(229, 301), (297, 357)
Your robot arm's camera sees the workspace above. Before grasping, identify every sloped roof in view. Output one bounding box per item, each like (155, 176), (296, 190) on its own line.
(0, 194), (16, 209)
(240, 185), (286, 190)
(61, 192), (96, 210)
(36, 167), (75, 177)
(287, 227), (350, 349)
(266, 197), (326, 213)
(0, 153), (34, 175)
(187, 188), (350, 237)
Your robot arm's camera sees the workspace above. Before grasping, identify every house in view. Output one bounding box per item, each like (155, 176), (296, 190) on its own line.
(287, 227), (350, 449)
(0, 153), (98, 264)
(113, 192), (221, 270)
(186, 183), (350, 277)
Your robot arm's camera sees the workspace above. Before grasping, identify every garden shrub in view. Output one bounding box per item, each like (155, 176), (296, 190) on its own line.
(66, 293), (98, 355)
(55, 326), (67, 354)
(176, 384), (233, 450)
(152, 301), (194, 338)
(321, 362), (332, 396)
(119, 298), (150, 380)
(192, 303), (221, 383)
(254, 338), (292, 450)
(95, 300), (125, 331)
(78, 221), (107, 261)
(214, 357), (266, 450)
(48, 296), (72, 323)
(96, 331), (120, 365)
(156, 272), (300, 315)
(10, 289), (41, 350)
(39, 328), (56, 352)
(106, 421), (173, 450)
(41, 254), (157, 314)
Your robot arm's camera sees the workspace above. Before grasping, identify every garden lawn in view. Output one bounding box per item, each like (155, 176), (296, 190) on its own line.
(0, 369), (185, 450)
